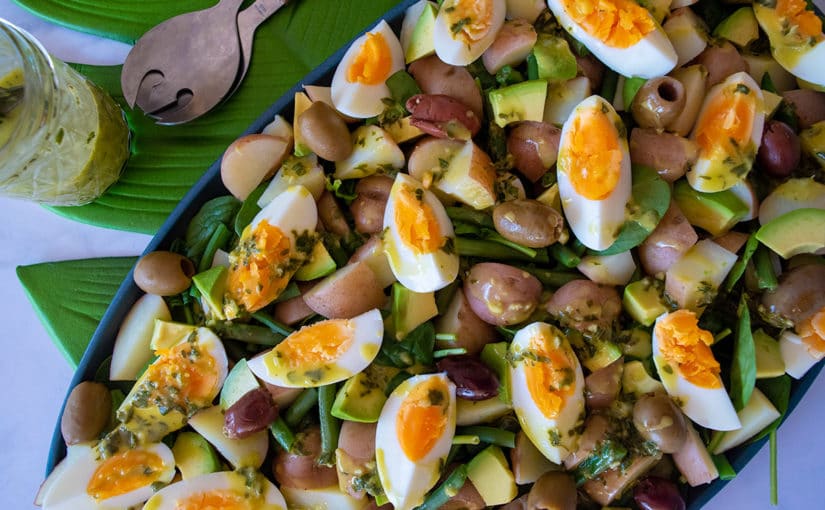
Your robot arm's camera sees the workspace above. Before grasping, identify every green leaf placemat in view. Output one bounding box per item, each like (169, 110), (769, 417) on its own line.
(16, 0), (399, 233)
(17, 257), (137, 368)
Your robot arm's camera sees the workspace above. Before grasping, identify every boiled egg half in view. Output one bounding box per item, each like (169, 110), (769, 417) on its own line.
(433, 0), (506, 65)
(376, 373), (456, 510)
(143, 470), (286, 510)
(557, 95), (632, 251)
(781, 306), (825, 378)
(40, 443), (175, 510)
(227, 185), (318, 316)
(547, 0), (677, 78)
(331, 20), (405, 118)
(248, 308), (383, 387)
(652, 310), (741, 431)
(383, 172), (459, 293)
(688, 71), (765, 192)
(509, 322), (585, 464)
(754, 1), (825, 88)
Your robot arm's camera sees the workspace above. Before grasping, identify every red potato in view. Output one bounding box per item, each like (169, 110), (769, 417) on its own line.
(782, 89), (825, 129)
(507, 121), (562, 182)
(629, 128), (699, 183)
(527, 472), (577, 510)
(692, 41), (749, 87)
(317, 190), (351, 237)
(511, 430), (556, 484)
(440, 478), (486, 510)
(350, 174), (393, 234)
(464, 263), (543, 326)
(582, 453), (662, 506)
(263, 383), (302, 408)
(576, 54), (606, 92)
(761, 263), (825, 325)
(639, 201), (699, 276)
(672, 422), (718, 487)
(563, 413), (611, 470)
(221, 134), (292, 200)
(406, 94), (481, 140)
(272, 293), (315, 326)
(713, 230), (749, 254)
(499, 495), (528, 510)
(482, 19), (538, 74)
(303, 261), (387, 319)
(408, 55), (484, 120)
(585, 358), (624, 410)
(272, 426), (338, 489)
(434, 285), (499, 355)
(546, 279), (622, 333)
(337, 421), (378, 499)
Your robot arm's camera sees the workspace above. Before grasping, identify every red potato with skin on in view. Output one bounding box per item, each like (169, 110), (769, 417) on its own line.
(337, 421), (377, 499)
(693, 41), (749, 87)
(629, 128), (699, 183)
(584, 357), (624, 409)
(583, 453), (663, 505)
(221, 134), (292, 200)
(350, 174), (393, 234)
(317, 190), (351, 237)
(782, 89), (825, 129)
(507, 121), (561, 182)
(639, 201), (699, 276)
(408, 54), (484, 120)
(406, 94), (481, 140)
(546, 279), (622, 333)
(302, 261), (387, 319)
(435, 285), (498, 355)
(563, 413), (611, 470)
(464, 262), (543, 326)
(482, 18), (537, 74)
(272, 426), (338, 490)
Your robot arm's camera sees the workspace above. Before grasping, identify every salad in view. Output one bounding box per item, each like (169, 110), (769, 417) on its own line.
(38, 0), (825, 509)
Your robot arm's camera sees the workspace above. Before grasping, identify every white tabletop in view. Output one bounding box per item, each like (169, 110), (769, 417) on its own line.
(2, 1), (824, 508)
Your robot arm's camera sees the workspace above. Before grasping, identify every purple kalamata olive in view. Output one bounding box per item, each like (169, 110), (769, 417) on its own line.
(634, 477), (686, 510)
(224, 387), (278, 439)
(757, 120), (801, 178)
(436, 355), (499, 401)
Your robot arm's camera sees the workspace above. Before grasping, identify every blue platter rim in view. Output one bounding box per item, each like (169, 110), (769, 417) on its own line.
(46, 2), (825, 508)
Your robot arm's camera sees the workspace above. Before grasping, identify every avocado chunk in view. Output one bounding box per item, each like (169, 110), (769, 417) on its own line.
(582, 339), (623, 372)
(391, 282), (438, 339)
(480, 342), (511, 404)
(622, 327), (653, 360)
(331, 370), (388, 423)
(192, 266), (228, 320)
(714, 7), (759, 48)
(753, 329), (786, 378)
(488, 80), (548, 128)
(673, 179), (749, 236)
(150, 319), (197, 351)
(710, 388), (780, 454)
(172, 431), (221, 480)
(528, 34), (576, 83)
(755, 208), (825, 258)
(466, 446), (518, 506)
(295, 240), (337, 281)
(293, 92), (313, 157)
(623, 278), (668, 327)
(622, 360), (665, 398)
(404, 0), (437, 63)
(456, 396), (512, 426)
(800, 120), (825, 170)
(220, 358), (261, 410)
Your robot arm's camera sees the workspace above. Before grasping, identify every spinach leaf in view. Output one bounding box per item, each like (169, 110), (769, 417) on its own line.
(185, 195), (241, 260)
(596, 165), (670, 256)
(375, 321), (436, 368)
(730, 294), (756, 411)
(233, 183), (267, 236)
(724, 233), (759, 292)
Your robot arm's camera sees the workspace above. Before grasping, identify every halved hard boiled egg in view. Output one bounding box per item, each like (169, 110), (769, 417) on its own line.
(688, 71), (765, 192)
(143, 470), (287, 510)
(509, 322), (585, 464)
(376, 373), (456, 510)
(652, 310), (741, 431)
(547, 0), (677, 78)
(754, 0), (825, 88)
(781, 306), (825, 378)
(383, 173), (459, 293)
(248, 308), (383, 387)
(116, 327), (228, 444)
(331, 20), (405, 118)
(557, 95), (632, 251)
(40, 443), (175, 510)
(433, 0), (506, 65)
(226, 185), (318, 316)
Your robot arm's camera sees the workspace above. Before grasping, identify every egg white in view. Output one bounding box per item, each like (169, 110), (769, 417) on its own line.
(249, 184), (318, 244)
(780, 330), (825, 380)
(509, 322), (585, 464)
(383, 173), (459, 293)
(687, 72), (765, 192)
(247, 308), (384, 388)
(557, 95), (632, 251)
(753, 3), (825, 88)
(376, 373), (456, 510)
(41, 443), (176, 510)
(433, 0), (506, 66)
(331, 20), (405, 118)
(652, 313), (741, 431)
(546, 0), (676, 78)
(143, 471), (287, 510)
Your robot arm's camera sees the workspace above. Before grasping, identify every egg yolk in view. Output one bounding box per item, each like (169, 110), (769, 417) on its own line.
(655, 310), (721, 389)
(561, 0), (655, 48)
(272, 320), (354, 369)
(175, 490), (255, 510)
(524, 333), (576, 419)
(394, 184), (445, 254)
(346, 32), (392, 85)
(87, 449), (165, 500)
(694, 81), (756, 161)
(562, 106), (622, 200)
(776, 0), (823, 41)
(228, 220), (293, 313)
(443, 0), (494, 44)
(396, 378), (450, 461)
(146, 337), (221, 407)
(798, 307), (825, 355)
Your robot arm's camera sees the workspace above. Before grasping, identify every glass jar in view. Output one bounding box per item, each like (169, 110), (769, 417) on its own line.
(0, 18), (130, 205)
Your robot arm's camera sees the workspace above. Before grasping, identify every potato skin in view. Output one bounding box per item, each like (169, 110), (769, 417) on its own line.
(638, 201), (698, 276)
(493, 199), (564, 248)
(507, 121), (561, 183)
(350, 175), (394, 234)
(302, 261), (387, 319)
(408, 55), (483, 120)
(761, 264), (825, 325)
(629, 128), (698, 183)
(464, 263), (542, 326)
(272, 426), (338, 489)
(693, 41), (748, 87)
(546, 279), (622, 333)
(435, 286), (499, 355)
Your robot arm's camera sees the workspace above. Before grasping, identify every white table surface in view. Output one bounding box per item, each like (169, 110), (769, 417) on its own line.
(2, 1), (824, 508)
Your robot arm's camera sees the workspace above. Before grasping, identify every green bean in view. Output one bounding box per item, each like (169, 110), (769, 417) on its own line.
(724, 234), (758, 292)
(433, 348), (466, 358)
(446, 206), (495, 229)
(212, 322), (285, 346)
(416, 464), (469, 510)
(754, 246), (778, 291)
(284, 388), (318, 427)
(251, 311), (293, 336)
(487, 231), (538, 258)
(452, 435), (481, 445)
(269, 417), (296, 452)
(517, 265), (583, 288)
(198, 222), (232, 273)
(456, 426), (515, 448)
(456, 237), (549, 263)
(317, 384), (340, 467)
(549, 243), (581, 268)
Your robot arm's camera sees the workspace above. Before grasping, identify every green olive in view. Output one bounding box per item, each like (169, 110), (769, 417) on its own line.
(61, 381), (112, 445)
(632, 393), (688, 454)
(297, 101), (352, 162)
(527, 471), (577, 510)
(631, 76), (686, 130)
(133, 251), (195, 296)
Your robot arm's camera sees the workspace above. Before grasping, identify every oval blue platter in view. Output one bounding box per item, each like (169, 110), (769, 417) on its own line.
(46, 1), (825, 508)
